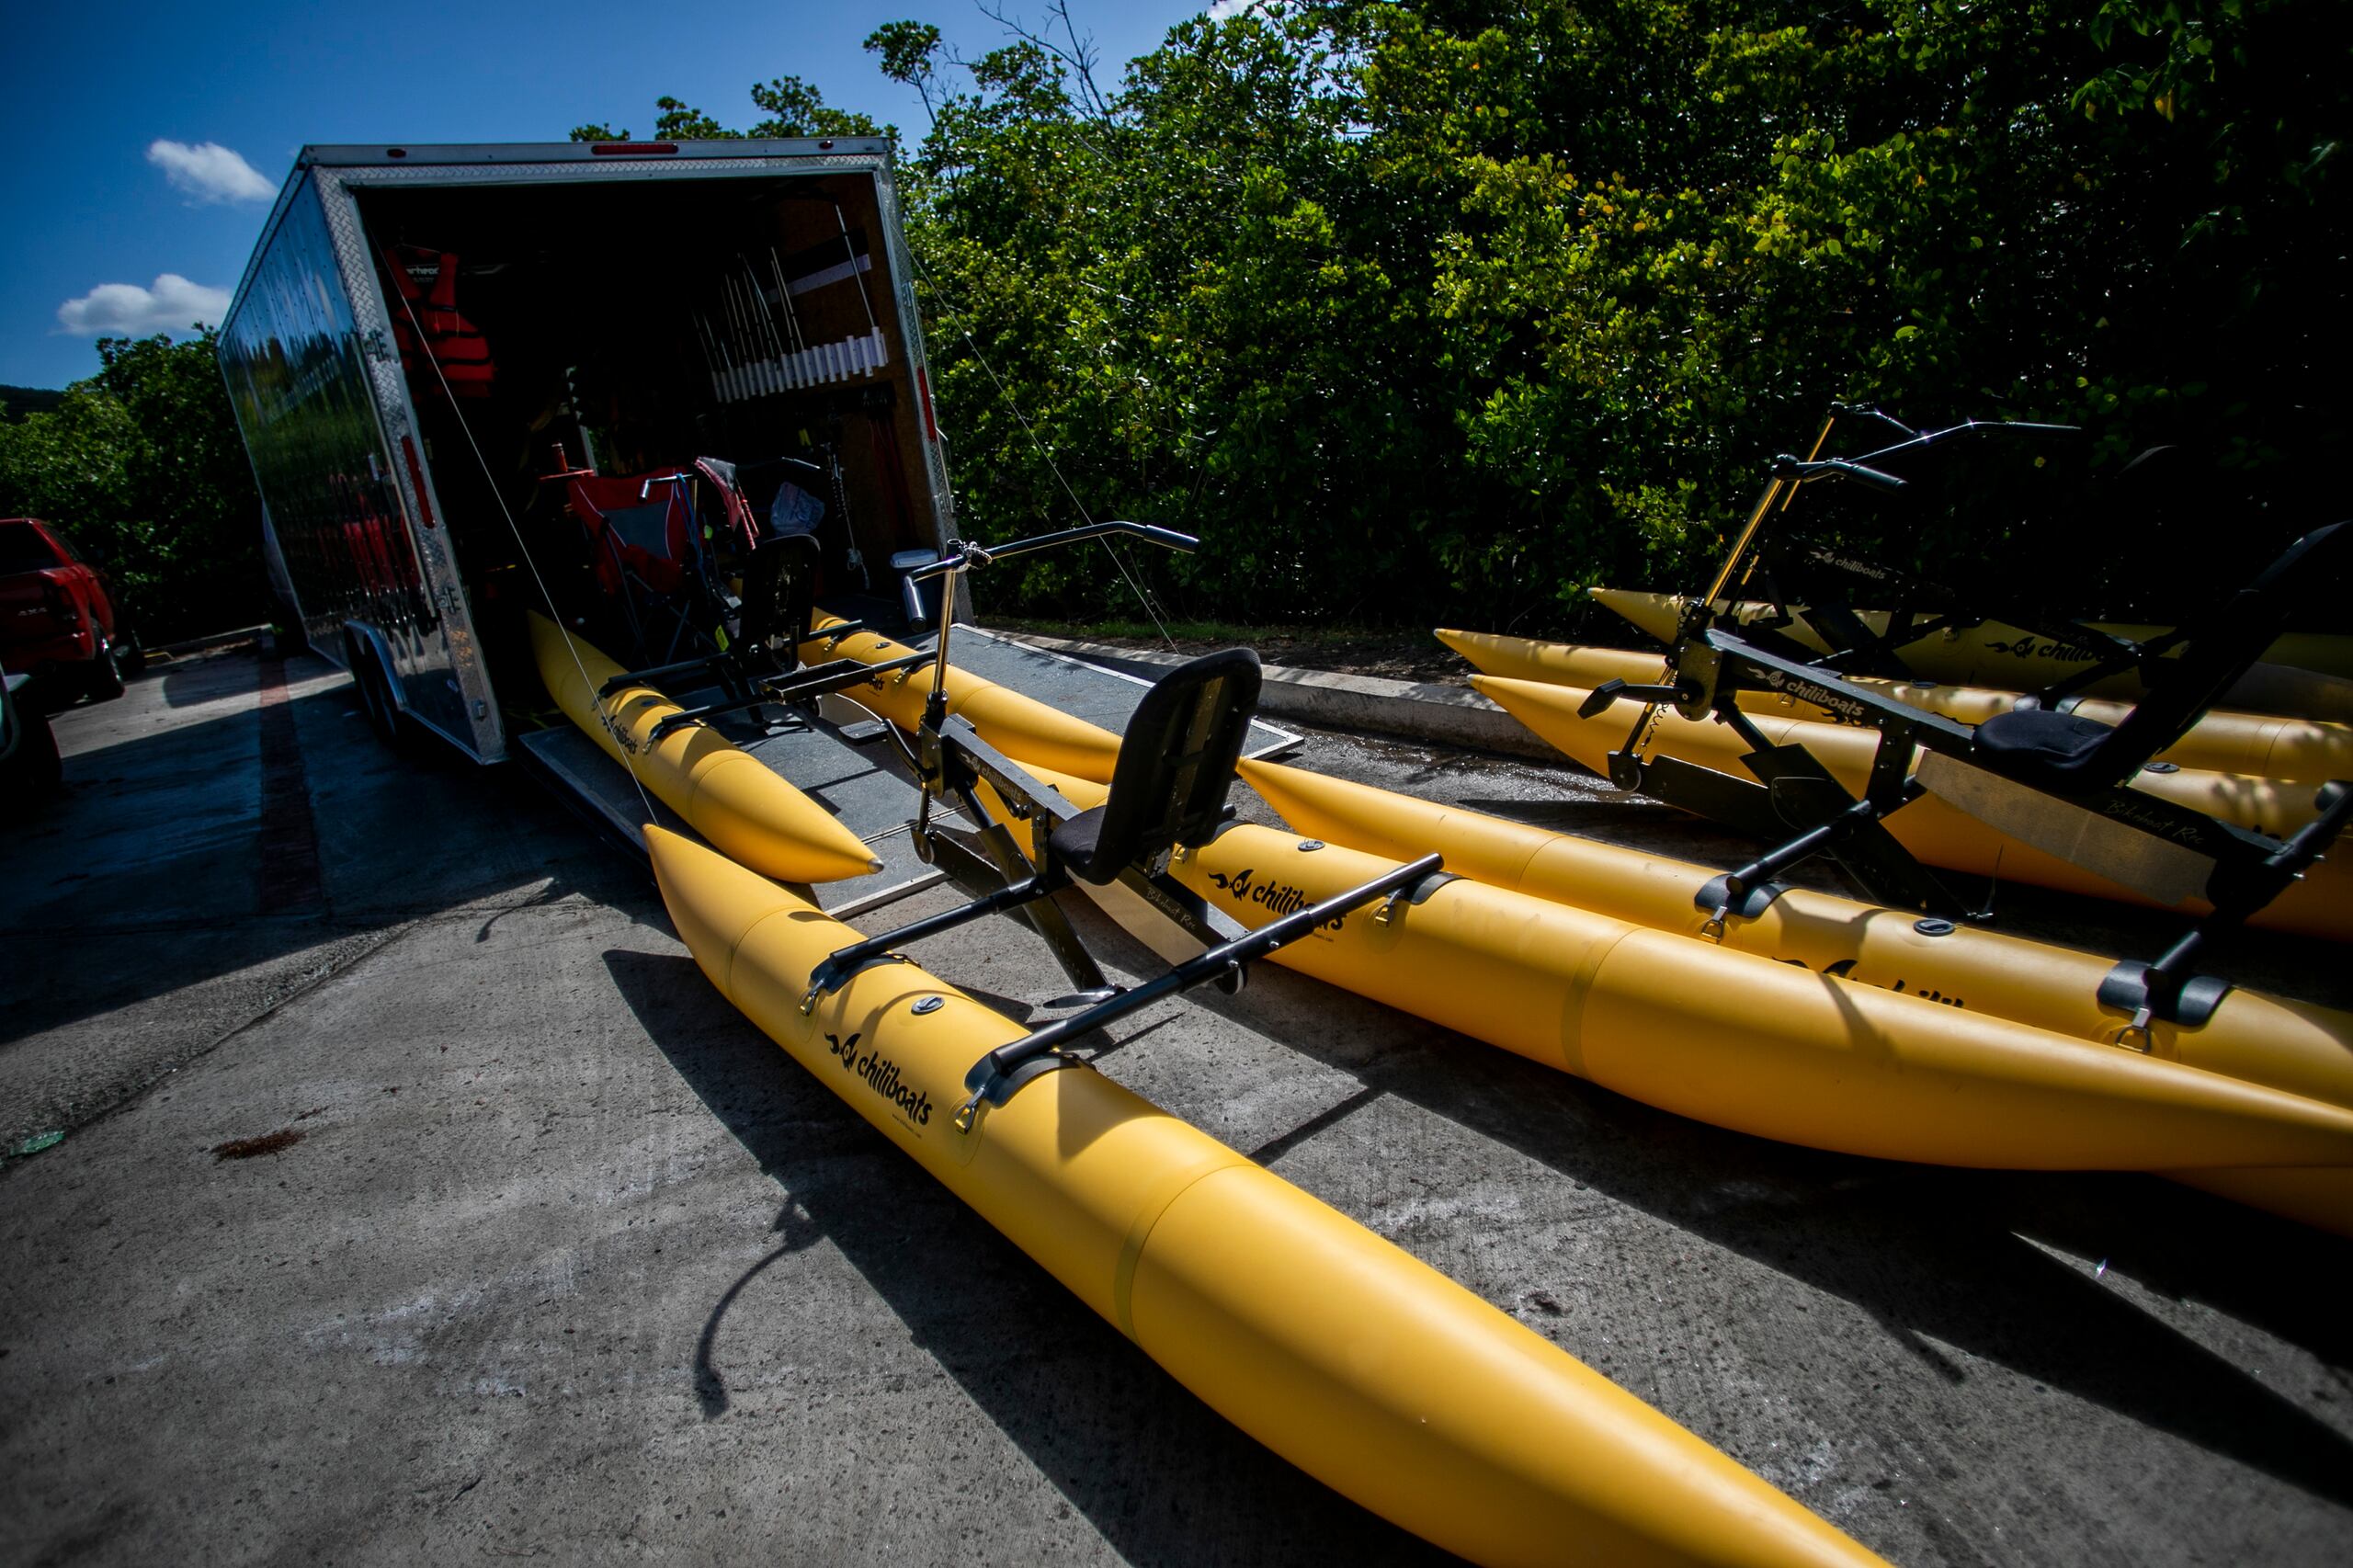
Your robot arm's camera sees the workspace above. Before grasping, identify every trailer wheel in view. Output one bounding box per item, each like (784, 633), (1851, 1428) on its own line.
(347, 638), (403, 749)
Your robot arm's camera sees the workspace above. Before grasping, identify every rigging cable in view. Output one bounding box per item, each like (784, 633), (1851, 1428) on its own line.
(380, 256), (660, 826)
(905, 240), (1177, 649)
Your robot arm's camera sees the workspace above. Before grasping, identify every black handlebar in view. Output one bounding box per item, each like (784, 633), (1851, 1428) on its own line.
(904, 520), (1199, 582)
(1769, 417), (2084, 494)
(1770, 454), (1909, 492)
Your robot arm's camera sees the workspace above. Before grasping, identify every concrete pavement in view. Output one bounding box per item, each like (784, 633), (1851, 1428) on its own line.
(3, 643), (2350, 1566)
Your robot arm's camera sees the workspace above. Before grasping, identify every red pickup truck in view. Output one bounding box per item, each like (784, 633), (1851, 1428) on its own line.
(0, 517), (131, 707)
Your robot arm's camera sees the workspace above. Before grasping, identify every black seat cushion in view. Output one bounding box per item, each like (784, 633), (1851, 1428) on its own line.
(1048, 806), (1107, 873)
(1972, 708), (2113, 787)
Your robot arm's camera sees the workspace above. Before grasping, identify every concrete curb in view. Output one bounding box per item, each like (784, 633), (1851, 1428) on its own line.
(996, 631), (1561, 761)
(142, 623), (274, 662)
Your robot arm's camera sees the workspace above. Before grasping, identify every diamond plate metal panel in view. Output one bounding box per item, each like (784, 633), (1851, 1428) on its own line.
(313, 166), (503, 758)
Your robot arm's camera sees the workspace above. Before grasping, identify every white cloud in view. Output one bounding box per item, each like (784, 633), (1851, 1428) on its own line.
(1206, 0), (1260, 17)
(146, 139), (274, 204)
(56, 275), (233, 336)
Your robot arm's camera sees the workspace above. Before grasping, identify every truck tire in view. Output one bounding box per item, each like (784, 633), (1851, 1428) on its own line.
(85, 642), (127, 703)
(0, 697), (63, 805)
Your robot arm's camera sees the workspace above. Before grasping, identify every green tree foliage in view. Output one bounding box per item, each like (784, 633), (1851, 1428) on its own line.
(877, 0), (2346, 631)
(0, 386), (65, 422)
(0, 331), (263, 642)
(570, 74), (888, 143)
(876, 5), (1453, 621)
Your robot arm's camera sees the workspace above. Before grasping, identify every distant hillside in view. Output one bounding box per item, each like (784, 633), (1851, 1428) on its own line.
(0, 385), (64, 421)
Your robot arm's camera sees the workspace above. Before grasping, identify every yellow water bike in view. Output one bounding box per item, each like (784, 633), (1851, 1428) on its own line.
(652, 523), (1894, 1564)
(793, 520), (1449, 1120)
(1574, 408), (2352, 1039)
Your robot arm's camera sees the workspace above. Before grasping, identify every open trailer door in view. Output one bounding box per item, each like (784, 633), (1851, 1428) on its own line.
(220, 139), (959, 764)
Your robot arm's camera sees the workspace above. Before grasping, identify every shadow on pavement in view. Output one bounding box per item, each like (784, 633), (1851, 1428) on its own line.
(3, 647), (638, 1050)
(1061, 892), (2353, 1514)
(602, 945), (1452, 1568)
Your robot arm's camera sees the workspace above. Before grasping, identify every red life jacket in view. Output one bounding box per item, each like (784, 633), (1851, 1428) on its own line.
(380, 245), (494, 399)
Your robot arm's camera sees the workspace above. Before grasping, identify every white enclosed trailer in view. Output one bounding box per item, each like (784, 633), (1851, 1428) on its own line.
(218, 138), (957, 763)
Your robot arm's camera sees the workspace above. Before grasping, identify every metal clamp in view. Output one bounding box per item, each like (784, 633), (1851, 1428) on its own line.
(800, 949), (913, 1014)
(1694, 873), (1782, 934)
(953, 1046), (1088, 1132)
(2095, 960), (2232, 1031)
(799, 620), (867, 649)
(647, 711), (711, 743)
(1371, 869), (1458, 927)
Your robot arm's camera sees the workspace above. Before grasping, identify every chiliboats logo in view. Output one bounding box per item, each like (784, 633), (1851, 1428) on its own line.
(1756, 665), (1873, 723)
(824, 1029), (935, 1128)
(1203, 868), (1347, 933)
(1984, 633), (2101, 665)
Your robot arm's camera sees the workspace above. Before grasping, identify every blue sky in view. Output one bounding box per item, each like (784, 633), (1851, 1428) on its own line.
(0, 0), (1223, 392)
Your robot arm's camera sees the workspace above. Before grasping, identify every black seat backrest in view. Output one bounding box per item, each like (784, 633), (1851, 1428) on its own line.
(735, 532), (821, 671)
(2088, 518), (2347, 767)
(1974, 519), (2348, 787)
(1063, 649), (1262, 883)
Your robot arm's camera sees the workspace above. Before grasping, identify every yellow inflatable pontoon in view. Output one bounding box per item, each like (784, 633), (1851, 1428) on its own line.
(1590, 588), (2353, 697)
(804, 611), (1122, 781)
(1239, 757), (2353, 1233)
(984, 769), (2353, 1187)
(1436, 630), (2353, 784)
(529, 611), (880, 885)
(647, 824), (1889, 1568)
(1472, 672), (2353, 942)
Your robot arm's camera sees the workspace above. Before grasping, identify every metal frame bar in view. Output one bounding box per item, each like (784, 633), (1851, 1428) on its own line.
(644, 652), (934, 741)
(801, 869), (1064, 1014)
(953, 854), (1449, 1129)
(1586, 608), (2353, 1019)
